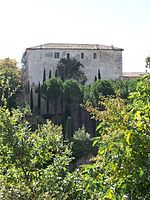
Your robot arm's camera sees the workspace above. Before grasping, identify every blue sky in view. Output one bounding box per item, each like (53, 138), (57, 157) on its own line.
(0, 0), (150, 72)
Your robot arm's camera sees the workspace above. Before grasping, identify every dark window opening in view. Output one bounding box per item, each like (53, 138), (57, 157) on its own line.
(54, 52), (59, 58)
(67, 53), (70, 59)
(93, 53), (97, 59)
(81, 53), (84, 59)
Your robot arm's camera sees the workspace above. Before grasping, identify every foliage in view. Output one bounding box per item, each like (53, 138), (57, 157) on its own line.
(79, 74), (150, 199)
(37, 82), (41, 114)
(62, 79), (84, 134)
(83, 79), (138, 106)
(98, 69), (101, 80)
(73, 125), (90, 141)
(57, 58), (87, 84)
(145, 55), (150, 68)
(70, 126), (97, 171)
(43, 69), (46, 83)
(63, 79), (83, 105)
(65, 116), (73, 139)
(111, 79), (138, 99)
(90, 80), (115, 105)
(95, 76), (97, 81)
(49, 69), (51, 79)
(1, 60), (150, 199)
(55, 69), (58, 78)
(63, 79), (83, 126)
(0, 104), (72, 199)
(30, 88), (33, 112)
(72, 126), (93, 161)
(42, 78), (63, 103)
(83, 84), (92, 103)
(0, 58), (21, 107)
(41, 78), (63, 119)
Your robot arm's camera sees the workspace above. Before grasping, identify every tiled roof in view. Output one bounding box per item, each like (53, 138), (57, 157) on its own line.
(123, 72), (146, 77)
(27, 43), (123, 51)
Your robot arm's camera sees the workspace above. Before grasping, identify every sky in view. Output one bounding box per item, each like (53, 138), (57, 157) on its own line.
(0, 0), (150, 72)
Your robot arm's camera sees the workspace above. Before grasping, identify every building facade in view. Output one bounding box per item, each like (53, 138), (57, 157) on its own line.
(22, 43), (123, 86)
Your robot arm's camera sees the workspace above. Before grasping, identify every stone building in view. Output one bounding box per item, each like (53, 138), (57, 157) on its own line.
(121, 72), (147, 80)
(21, 43), (123, 135)
(22, 43), (123, 86)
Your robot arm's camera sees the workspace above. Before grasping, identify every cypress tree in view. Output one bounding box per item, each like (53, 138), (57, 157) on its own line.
(65, 116), (72, 139)
(98, 69), (101, 80)
(43, 69), (46, 83)
(30, 88), (33, 112)
(37, 82), (41, 114)
(27, 81), (30, 94)
(61, 74), (64, 81)
(49, 69), (51, 79)
(55, 69), (58, 78)
(95, 76), (97, 81)
(46, 99), (49, 114)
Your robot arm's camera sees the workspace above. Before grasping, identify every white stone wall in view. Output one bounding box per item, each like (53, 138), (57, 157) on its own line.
(25, 48), (122, 86)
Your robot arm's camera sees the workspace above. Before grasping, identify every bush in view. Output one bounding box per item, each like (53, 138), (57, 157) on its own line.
(73, 125), (90, 140)
(81, 75), (150, 199)
(70, 126), (97, 170)
(0, 105), (72, 199)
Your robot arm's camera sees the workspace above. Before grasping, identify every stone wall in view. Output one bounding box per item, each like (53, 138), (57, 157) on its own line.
(24, 48), (122, 86)
(22, 45), (123, 136)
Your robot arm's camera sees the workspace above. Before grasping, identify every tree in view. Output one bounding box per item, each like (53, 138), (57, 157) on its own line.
(65, 116), (72, 139)
(30, 88), (33, 112)
(43, 69), (46, 83)
(73, 125), (90, 141)
(0, 58), (20, 81)
(57, 58), (87, 84)
(63, 79), (83, 114)
(0, 76), (72, 199)
(75, 74), (150, 199)
(63, 79), (83, 104)
(49, 69), (51, 79)
(98, 69), (101, 80)
(41, 78), (63, 122)
(83, 84), (92, 103)
(0, 106), (72, 199)
(90, 80), (115, 106)
(112, 79), (138, 99)
(0, 58), (21, 107)
(37, 82), (41, 114)
(63, 79), (83, 132)
(145, 55), (150, 68)
(55, 69), (58, 78)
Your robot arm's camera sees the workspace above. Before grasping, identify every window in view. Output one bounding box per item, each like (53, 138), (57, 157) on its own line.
(67, 53), (70, 59)
(81, 53), (84, 59)
(54, 52), (59, 58)
(45, 52), (53, 57)
(93, 53), (97, 59)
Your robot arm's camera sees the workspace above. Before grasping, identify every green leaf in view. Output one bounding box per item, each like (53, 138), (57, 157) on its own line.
(126, 132), (131, 145)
